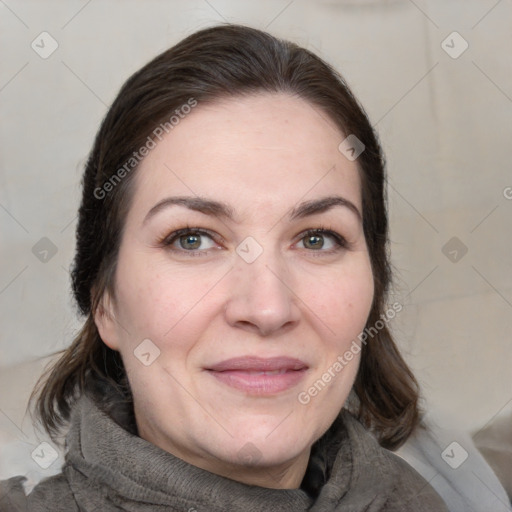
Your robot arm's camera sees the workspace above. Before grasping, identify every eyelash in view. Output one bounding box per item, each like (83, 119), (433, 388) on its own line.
(158, 226), (349, 256)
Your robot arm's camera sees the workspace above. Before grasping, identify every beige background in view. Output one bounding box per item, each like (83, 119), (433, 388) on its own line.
(1, 0), (511, 481)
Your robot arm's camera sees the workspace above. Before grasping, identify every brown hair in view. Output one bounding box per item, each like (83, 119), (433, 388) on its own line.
(31, 23), (420, 450)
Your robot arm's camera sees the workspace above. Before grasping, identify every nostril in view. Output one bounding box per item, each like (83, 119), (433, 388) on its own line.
(235, 320), (259, 332)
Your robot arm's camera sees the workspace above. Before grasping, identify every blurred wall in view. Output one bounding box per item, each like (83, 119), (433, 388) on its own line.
(1, 0), (511, 445)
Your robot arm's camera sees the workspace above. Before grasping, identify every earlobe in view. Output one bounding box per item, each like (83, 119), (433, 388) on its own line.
(94, 292), (120, 351)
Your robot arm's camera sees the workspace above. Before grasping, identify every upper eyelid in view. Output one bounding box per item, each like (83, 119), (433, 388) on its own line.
(162, 227), (347, 250)
(163, 227), (220, 244)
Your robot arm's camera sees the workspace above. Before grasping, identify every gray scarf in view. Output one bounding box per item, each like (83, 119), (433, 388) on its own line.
(2, 395), (448, 511)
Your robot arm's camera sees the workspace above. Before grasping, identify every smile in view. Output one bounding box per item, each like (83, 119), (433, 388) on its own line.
(205, 356), (309, 395)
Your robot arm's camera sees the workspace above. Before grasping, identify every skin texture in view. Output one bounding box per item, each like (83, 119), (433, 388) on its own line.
(95, 92), (375, 489)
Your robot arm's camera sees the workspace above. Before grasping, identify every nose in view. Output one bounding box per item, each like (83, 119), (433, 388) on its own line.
(224, 249), (301, 337)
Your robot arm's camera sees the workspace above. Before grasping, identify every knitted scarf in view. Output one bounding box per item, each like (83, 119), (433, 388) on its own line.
(2, 395), (448, 511)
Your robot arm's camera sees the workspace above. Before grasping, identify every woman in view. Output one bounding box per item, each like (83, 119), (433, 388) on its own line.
(1, 24), (448, 511)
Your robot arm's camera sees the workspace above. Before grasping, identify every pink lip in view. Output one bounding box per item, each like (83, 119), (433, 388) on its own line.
(205, 356), (308, 395)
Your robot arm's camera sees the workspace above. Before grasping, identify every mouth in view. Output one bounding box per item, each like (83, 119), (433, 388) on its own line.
(205, 356), (309, 395)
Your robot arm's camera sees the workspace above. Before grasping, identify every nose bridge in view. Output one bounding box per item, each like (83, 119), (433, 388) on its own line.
(225, 241), (299, 334)
(237, 243), (290, 306)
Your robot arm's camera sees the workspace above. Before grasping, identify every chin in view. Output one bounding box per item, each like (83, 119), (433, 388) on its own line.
(224, 426), (310, 465)
(220, 442), (306, 469)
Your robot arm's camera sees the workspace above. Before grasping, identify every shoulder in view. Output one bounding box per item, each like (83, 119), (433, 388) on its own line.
(1, 476), (27, 511)
(0, 473), (78, 512)
(380, 450), (450, 511)
(340, 411), (449, 511)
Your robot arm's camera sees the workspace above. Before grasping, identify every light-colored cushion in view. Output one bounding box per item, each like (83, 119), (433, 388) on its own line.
(397, 418), (512, 512)
(0, 357), (65, 493)
(473, 411), (512, 501)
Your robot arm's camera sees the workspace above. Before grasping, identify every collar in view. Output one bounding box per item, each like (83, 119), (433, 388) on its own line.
(62, 394), (436, 511)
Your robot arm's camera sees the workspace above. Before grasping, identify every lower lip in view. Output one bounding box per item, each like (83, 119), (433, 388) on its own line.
(207, 369), (308, 395)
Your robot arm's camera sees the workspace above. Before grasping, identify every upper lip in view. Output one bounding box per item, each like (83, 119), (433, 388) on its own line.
(206, 356), (308, 372)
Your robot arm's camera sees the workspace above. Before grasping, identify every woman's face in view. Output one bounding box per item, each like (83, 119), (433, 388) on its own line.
(95, 93), (374, 488)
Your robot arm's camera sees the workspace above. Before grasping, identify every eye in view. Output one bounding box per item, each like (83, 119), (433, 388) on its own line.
(296, 229), (347, 252)
(162, 228), (219, 252)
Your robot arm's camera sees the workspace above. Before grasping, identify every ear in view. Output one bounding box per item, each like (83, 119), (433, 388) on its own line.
(93, 291), (121, 351)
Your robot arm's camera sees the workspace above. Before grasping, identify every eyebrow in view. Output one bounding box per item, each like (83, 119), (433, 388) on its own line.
(289, 196), (361, 222)
(143, 195), (361, 226)
(143, 196), (235, 225)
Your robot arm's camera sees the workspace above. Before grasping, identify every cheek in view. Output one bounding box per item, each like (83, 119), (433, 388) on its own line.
(310, 261), (374, 338)
(114, 256), (215, 341)
(302, 263), (372, 410)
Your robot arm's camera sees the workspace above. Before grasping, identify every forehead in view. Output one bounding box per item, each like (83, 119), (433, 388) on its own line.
(130, 93), (362, 221)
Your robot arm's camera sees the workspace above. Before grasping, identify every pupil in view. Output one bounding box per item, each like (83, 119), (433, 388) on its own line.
(181, 234), (201, 250)
(306, 234), (323, 249)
